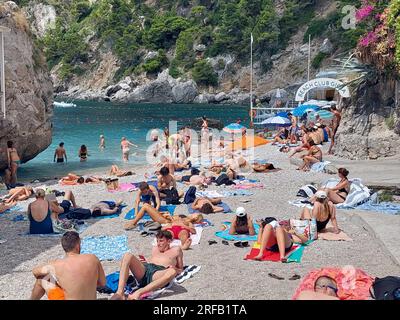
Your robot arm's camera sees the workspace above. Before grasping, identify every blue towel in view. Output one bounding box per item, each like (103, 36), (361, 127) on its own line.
(0, 205), (23, 214)
(124, 205), (176, 220)
(81, 235), (130, 261)
(215, 222), (260, 241)
(351, 200), (400, 215)
(132, 180), (158, 189)
(187, 202), (232, 214)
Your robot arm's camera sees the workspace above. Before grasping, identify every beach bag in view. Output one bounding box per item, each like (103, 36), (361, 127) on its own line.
(370, 276), (400, 300)
(296, 185), (317, 198)
(66, 208), (92, 220)
(163, 187), (181, 205)
(184, 186), (197, 204)
(191, 167), (200, 176)
(105, 178), (119, 191)
(143, 221), (162, 234)
(215, 174), (235, 186)
(290, 218), (317, 241)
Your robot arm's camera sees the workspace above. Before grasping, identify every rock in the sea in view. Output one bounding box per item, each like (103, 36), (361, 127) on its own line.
(215, 92), (228, 102)
(0, 3), (53, 170)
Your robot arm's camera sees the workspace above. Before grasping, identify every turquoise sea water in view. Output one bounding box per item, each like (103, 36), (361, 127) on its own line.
(18, 101), (249, 182)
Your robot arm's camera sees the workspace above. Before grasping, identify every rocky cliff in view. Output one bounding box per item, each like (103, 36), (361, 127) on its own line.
(0, 1), (53, 170)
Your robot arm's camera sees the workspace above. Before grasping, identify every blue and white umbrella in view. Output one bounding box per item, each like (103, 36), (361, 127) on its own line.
(260, 116), (291, 126)
(292, 104), (319, 117)
(223, 123), (246, 134)
(308, 110), (334, 121)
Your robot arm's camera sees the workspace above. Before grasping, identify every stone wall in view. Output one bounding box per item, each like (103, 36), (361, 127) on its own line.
(0, 2), (53, 170)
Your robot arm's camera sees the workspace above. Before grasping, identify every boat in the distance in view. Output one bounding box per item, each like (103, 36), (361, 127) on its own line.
(54, 101), (77, 108)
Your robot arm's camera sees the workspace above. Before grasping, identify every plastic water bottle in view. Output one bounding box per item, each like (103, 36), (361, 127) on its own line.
(310, 218), (317, 240)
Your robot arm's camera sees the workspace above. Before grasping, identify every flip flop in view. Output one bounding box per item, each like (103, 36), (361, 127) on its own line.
(268, 273), (284, 280)
(289, 274), (301, 280)
(208, 240), (217, 245)
(222, 240), (229, 245)
(234, 241), (243, 248)
(241, 241), (249, 247)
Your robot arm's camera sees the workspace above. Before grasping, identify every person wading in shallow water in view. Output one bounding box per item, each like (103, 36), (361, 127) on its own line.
(54, 142), (67, 163)
(121, 137), (137, 162)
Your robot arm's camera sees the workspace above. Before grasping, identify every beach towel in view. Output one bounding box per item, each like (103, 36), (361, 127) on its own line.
(222, 190), (254, 197)
(81, 235), (130, 261)
(292, 267), (374, 300)
(124, 205), (176, 220)
(215, 222), (259, 241)
(195, 190), (226, 198)
(187, 202), (232, 214)
(152, 227), (203, 247)
(232, 182), (264, 190)
(194, 219), (213, 228)
(0, 205), (23, 214)
(92, 202), (127, 220)
(108, 183), (138, 193)
(345, 194), (400, 215)
(288, 199), (313, 209)
(132, 180), (158, 189)
(310, 161), (331, 173)
(318, 230), (353, 241)
(101, 265), (201, 299)
(244, 242), (304, 263)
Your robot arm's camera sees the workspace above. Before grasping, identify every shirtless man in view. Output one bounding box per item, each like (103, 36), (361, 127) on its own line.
(158, 167), (185, 199)
(191, 197), (224, 214)
(54, 142), (67, 163)
(328, 106), (342, 155)
(111, 230), (183, 300)
(30, 231), (106, 300)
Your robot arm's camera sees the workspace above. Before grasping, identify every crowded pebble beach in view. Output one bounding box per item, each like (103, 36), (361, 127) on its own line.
(1, 141), (399, 300)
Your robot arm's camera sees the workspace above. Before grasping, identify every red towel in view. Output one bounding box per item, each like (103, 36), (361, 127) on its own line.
(244, 245), (298, 262)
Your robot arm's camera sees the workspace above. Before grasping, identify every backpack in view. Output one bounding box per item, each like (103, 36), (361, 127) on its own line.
(142, 221), (162, 234)
(296, 185), (317, 198)
(191, 167), (200, 176)
(163, 187), (181, 205)
(184, 186), (197, 204)
(215, 174), (235, 186)
(370, 276), (400, 300)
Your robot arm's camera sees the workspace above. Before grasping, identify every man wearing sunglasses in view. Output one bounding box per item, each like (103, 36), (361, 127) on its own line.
(296, 276), (339, 300)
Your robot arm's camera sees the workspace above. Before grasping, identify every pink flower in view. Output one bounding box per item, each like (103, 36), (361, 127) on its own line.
(359, 31), (377, 47)
(356, 5), (375, 21)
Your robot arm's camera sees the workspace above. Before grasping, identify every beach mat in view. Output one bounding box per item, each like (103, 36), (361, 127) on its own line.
(215, 222), (259, 241)
(194, 219), (213, 228)
(318, 228), (353, 241)
(244, 242), (302, 263)
(132, 180), (158, 189)
(152, 227), (203, 247)
(124, 205), (176, 220)
(108, 183), (138, 193)
(187, 202), (232, 214)
(81, 235), (130, 261)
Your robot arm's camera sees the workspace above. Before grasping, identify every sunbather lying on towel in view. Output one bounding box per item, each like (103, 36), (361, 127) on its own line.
(192, 197), (224, 214)
(296, 276), (339, 300)
(228, 207), (255, 235)
(110, 165), (134, 177)
(111, 230), (183, 300)
(91, 200), (124, 217)
(31, 231), (106, 300)
(252, 163), (276, 173)
(254, 217), (307, 262)
(2, 186), (33, 203)
(181, 172), (214, 187)
(59, 173), (85, 185)
(124, 203), (202, 230)
(300, 191), (340, 234)
(162, 219), (197, 250)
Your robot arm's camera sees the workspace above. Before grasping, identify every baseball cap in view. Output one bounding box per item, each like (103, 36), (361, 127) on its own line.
(315, 190), (327, 199)
(236, 207), (246, 217)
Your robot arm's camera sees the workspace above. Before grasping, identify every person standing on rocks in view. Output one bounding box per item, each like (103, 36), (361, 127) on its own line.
(328, 105), (342, 155)
(6, 140), (20, 185)
(54, 142), (67, 163)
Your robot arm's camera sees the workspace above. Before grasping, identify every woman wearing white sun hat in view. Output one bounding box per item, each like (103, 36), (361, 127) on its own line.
(229, 207), (255, 236)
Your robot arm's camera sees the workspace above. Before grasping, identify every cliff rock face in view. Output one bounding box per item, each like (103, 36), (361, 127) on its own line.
(334, 78), (400, 160)
(0, 2), (53, 170)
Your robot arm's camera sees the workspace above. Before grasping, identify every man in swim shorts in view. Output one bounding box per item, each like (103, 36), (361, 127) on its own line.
(30, 231), (106, 300)
(134, 182), (161, 214)
(54, 142), (67, 163)
(111, 230), (183, 300)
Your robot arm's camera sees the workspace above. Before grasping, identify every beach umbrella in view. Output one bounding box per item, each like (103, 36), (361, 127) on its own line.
(275, 111), (289, 118)
(223, 123), (246, 134)
(292, 104), (320, 117)
(308, 110), (334, 121)
(261, 116), (291, 126)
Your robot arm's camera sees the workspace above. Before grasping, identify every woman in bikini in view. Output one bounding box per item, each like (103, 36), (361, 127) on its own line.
(324, 168), (351, 204)
(229, 207), (255, 236)
(289, 128), (311, 158)
(162, 215), (201, 250)
(301, 190), (340, 234)
(3, 186), (34, 203)
(78, 145), (89, 162)
(121, 137), (137, 162)
(298, 140), (322, 171)
(7, 141), (21, 185)
(254, 217), (307, 262)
